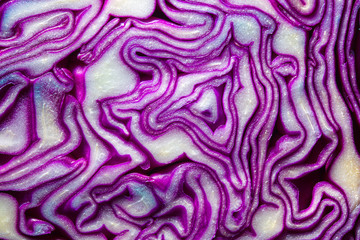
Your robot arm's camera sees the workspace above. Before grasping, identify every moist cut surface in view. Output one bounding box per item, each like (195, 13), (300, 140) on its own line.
(0, 0), (359, 239)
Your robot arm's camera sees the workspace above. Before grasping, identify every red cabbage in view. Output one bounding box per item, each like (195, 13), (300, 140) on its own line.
(0, 0), (359, 239)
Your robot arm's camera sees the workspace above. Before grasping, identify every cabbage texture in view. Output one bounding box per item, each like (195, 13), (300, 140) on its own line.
(0, 0), (359, 239)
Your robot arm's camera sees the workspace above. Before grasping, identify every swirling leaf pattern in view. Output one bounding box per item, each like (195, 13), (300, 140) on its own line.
(0, 0), (359, 239)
